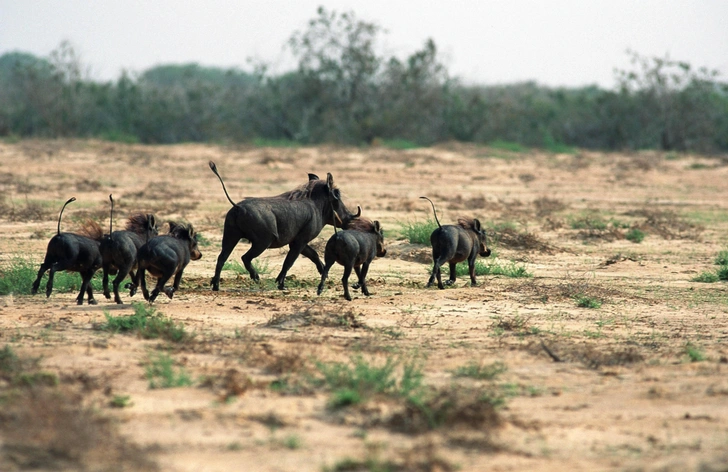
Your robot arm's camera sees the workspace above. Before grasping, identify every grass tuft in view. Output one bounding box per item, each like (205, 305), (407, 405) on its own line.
(452, 361), (507, 380)
(101, 302), (189, 343)
(401, 219), (438, 244)
(145, 352), (193, 389)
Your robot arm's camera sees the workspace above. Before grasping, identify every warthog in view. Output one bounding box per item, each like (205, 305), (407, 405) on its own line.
(133, 222), (202, 303)
(421, 196), (491, 289)
(317, 218), (387, 301)
(31, 197), (103, 305)
(208, 161), (360, 290)
(100, 194), (159, 304)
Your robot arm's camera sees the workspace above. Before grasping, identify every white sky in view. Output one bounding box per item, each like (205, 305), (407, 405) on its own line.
(1, 0), (726, 88)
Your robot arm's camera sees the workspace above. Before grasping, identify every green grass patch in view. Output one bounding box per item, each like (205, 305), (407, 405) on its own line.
(685, 343), (706, 362)
(452, 361), (507, 380)
(0, 257), (103, 296)
(223, 259), (271, 275)
(432, 259), (531, 279)
(109, 395), (132, 408)
(625, 228), (645, 243)
(315, 356), (424, 409)
(575, 294), (602, 309)
(715, 250), (728, 266)
(569, 215), (608, 230)
(195, 232), (213, 247)
(692, 271), (719, 283)
(400, 218), (438, 244)
(145, 352), (193, 389)
(101, 302), (189, 343)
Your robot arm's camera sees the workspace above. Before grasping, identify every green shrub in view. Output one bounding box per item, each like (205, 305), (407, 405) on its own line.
(692, 271), (719, 283)
(569, 215), (608, 230)
(145, 353), (193, 389)
(101, 302), (189, 343)
(452, 361), (507, 380)
(625, 228), (645, 243)
(715, 249), (728, 266)
(223, 259), (270, 275)
(717, 265), (728, 281)
(315, 356), (424, 409)
(401, 219), (438, 244)
(575, 294), (602, 309)
(685, 343), (706, 362)
(432, 259), (530, 280)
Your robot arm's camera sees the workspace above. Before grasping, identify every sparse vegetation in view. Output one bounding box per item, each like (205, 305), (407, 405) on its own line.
(101, 302), (190, 343)
(401, 219), (438, 244)
(685, 343), (706, 362)
(0, 257), (103, 295)
(315, 356), (424, 409)
(223, 259), (271, 275)
(145, 352), (193, 389)
(575, 294), (602, 309)
(452, 361), (507, 380)
(625, 228), (645, 243)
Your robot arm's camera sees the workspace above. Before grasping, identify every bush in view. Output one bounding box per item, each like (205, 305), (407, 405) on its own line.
(401, 219), (438, 244)
(145, 352), (193, 389)
(315, 356), (424, 409)
(625, 228), (645, 243)
(575, 294), (602, 309)
(101, 302), (189, 343)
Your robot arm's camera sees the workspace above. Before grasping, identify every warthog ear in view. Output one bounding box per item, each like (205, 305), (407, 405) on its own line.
(147, 214), (157, 230)
(168, 221), (179, 233)
(327, 173), (335, 190)
(186, 224), (196, 239)
(308, 173), (320, 181)
(472, 219), (482, 232)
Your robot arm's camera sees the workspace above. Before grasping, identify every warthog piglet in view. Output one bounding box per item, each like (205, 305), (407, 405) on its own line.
(133, 221), (202, 303)
(421, 196), (491, 290)
(317, 218), (386, 301)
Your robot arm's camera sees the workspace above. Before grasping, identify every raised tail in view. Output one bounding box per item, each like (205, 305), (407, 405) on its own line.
(419, 196), (442, 228)
(108, 194), (114, 234)
(209, 161), (237, 207)
(57, 197), (76, 235)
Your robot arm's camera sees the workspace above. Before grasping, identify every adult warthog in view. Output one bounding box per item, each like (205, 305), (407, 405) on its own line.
(208, 161), (360, 290)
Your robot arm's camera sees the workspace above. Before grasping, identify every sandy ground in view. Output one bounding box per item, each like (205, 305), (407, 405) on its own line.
(1, 140), (728, 471)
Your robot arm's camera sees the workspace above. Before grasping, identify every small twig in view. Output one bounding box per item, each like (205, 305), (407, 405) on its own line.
(540, 339), (562, 363)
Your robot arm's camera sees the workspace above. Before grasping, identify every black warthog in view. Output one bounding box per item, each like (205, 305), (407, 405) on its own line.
(100, 194), (159, 304)
(134, 222), (202, 303)
(208, 161), (360, 290)
(317, 218), (386, 301)
(31, 197), (104, 305)
(420, 196), (491, 289)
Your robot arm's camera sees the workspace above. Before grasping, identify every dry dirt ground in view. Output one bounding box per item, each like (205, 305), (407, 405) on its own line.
(1, 140), (728, 472)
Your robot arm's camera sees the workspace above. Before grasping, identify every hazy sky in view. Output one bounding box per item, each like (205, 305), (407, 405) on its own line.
(1, 0), (726, 88)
